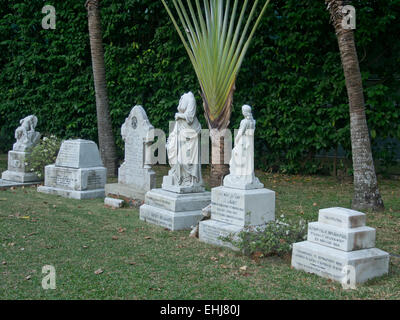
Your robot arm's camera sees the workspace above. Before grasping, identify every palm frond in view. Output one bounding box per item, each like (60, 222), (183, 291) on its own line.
(161, 0), (271, 129)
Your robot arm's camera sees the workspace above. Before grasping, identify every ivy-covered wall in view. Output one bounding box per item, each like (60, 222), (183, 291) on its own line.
(0, 0), (399, 173)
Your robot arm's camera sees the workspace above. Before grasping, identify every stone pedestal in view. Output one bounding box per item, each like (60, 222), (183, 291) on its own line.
(0, 115), (42, 187)
(105, 105), (156, 202)
(199, 186), (275, 250)
(1, 150), (41, 183)
(291, 207), (390, 285)
(140, 188), (211, 231)
(38, 139), (107, 200)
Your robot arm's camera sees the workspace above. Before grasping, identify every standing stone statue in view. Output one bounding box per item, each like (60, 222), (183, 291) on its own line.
(140, 92), (211, 231)
(199, 105), (275, 250)
(1, 115), (42, 185)
(104, 105), (156, 205)
(223, 105), (263, 189)
(162, 92), (203, 193)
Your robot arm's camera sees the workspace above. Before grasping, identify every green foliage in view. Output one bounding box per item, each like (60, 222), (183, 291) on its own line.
(223, 215), (308, 257)
(27, 135), (62, 179)
(0, 0), (399, 172)
(0, 126), (14, 153)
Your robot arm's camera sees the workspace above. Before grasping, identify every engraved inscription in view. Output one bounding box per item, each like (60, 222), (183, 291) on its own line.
(212, 190), (246, 226)
(308, 224), (347, 249)
(56, 142), (79, 168)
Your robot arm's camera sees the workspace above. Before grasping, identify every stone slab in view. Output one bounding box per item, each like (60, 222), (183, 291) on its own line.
(161, 176), (205, 194)
(43, 165), (106, 191)
(139, 204), (203, 231)
(104, 197), (124, 208)
(291, 241), (389, 284)
(307, 222), (376, 252)
(105, 183), (147, 201)
(37, 186), (105, 200)
(223, 175), (264, 190)
(144, 188), (211, 212)
(0, 179), (40, 188)
(198, 219), (243, 251)
(1, 170), (41, 183)
(55, 139), (103, 169)
(318, 207), (366, 229)
(211, 186), (275, 227)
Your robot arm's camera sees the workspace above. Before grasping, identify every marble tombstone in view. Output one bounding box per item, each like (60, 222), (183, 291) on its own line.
(140, 92), (211, 230)
(199, 105), (275, 250)
(38, 139), (107, 199)
(105, 105), (156, 205)
(291, 207), (389, 285)
(1, 115), (42, 187)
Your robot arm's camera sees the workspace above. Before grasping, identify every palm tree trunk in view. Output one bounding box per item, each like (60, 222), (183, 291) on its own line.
(210, 133), (230, 187)
(86, 0), (117, 176)
(326, 0), (384, 211)
(203, 83), (235, 188)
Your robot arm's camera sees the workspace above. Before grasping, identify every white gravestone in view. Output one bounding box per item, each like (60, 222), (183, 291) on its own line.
(140, 92), (211, 231)
(199, 105), (275, 250)
(1, 115), (42, 186)
(291, 207), (389, 285)
(105, 105), (156, 202)
(38, 139), (107, 199)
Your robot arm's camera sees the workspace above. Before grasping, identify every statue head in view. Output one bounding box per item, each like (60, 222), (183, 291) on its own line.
(178, 92), (196, 114)
(242, 105), (252, 118)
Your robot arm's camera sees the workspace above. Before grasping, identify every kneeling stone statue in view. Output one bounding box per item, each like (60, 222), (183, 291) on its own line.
(1, 115), (42, 184)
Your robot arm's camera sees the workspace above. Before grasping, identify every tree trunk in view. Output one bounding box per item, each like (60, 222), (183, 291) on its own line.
(202, 82), (236, 188)
(210, 133), (230, 187)
(326, 0), (384, 211)
(86, 0), (117, 177)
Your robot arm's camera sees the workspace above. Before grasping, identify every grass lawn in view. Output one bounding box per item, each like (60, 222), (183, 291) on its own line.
(1, 159), (399, 299)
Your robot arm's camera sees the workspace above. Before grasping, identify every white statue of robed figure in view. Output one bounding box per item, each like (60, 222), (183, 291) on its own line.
(162, 92), (204, 193)
(223, 105), (263, 190)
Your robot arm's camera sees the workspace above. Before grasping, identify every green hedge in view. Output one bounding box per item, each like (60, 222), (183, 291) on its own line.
(0, 0), (399, 173)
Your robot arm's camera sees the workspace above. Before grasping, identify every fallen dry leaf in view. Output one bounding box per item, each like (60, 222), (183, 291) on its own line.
(112, 236), (119, 240)
(239, 266), (248, 272)
(94, 269), (103, 275)
(144, 236), (152, 240)
(210, 256), (218, 262)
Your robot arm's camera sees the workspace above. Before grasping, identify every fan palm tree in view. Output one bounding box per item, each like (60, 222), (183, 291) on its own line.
(325, 0), (384, 211)
(86, 0), (117, 176)
(161, 0), (271, 186)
